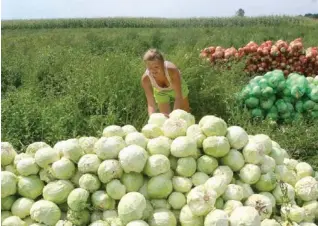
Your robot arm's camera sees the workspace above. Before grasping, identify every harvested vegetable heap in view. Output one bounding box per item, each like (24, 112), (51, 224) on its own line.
(1, 110), (318, 226)
(240, 70), (318, 122)
(200, 38), (318, 77)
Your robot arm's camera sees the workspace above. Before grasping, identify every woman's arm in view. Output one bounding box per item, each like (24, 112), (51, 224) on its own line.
(141, 75), (157, 116)
(169, 68), (183, 110)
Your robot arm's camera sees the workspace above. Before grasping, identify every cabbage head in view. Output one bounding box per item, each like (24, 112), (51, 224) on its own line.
(226, 126), (249, 150)
(229, 206), (261, 226)
(148, 174), (173, 199)
(119, 145), (148, 173)
(30, 200), (61, 225)
(204, 209), (229, 226)
(2, 216), (26, 226)
(11, 197), (34, 219)
(1, 142), (17, 166)
(103, 125), (125, 137)
(1, 171), (17, 198)
(52, 157), (76, 180)
(245, 194), (273, 220)
(43, 180), (74, 204)
(187, 185), (217, 216)
(91, 190), (116, 210)
(78, 154), (101, 174)
(179, 205), (204, 226)
(67, 188), (90, 211)
(34, 147), (60, 168)
(95, 136), (126, 160)
(199, 115), (227, 136)
(18, 175), (44, 199)
(148, 209), (177, 226)
(118, 192), (146, 224)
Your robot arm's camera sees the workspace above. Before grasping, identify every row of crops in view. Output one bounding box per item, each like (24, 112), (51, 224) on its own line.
(1, 16), (309, 30)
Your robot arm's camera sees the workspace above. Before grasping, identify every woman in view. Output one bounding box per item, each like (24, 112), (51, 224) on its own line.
(141, 49), (190, 116)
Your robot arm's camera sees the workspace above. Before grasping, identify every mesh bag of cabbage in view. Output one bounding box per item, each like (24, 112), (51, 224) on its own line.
(263, 70), (285, 90)
(286, 73), (310, 99)
(240, 70), (318, 122)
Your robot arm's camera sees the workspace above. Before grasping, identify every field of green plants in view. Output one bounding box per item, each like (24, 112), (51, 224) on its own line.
(1, 17), (318, 168)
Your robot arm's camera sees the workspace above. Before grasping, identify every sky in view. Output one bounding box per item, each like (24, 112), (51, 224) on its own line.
(1, 0), (318, 20)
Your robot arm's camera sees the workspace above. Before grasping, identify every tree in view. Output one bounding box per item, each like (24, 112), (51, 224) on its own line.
(304, 13), (318, 18)
(236, 8), (245, 17)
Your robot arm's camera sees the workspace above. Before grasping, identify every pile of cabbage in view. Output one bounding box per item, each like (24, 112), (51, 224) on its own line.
(1, 109), (318, 226)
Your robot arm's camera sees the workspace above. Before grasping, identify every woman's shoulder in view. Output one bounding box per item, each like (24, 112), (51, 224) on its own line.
(141, 73), (151, 84)
(165, 61), (181, 78)
(165, 60), (178, 70)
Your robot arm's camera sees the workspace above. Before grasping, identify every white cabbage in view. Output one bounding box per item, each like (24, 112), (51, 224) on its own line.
(170, 136), (197, 158)
(103, 125), (125, 137)
(229, 206), (261, 226)
(187, 185), (217, 216)
(95, 136), (126, 160)
(226, 126), (249, 150)
(203, 136), (230, 158)
(118, 145), (148, 173)
(118, 192), (146, 224)
(199, 115), (227, 137)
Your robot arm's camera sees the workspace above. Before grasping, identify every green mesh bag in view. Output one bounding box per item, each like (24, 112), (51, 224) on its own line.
(282, 87), (292, 98)
(240, 86), (252, 100)
(307, 77), (314, 84)
(276, 80), (286, 93)
(261, 86), (275, 98)
(266, 106), (279, 120)
(265, 70), (285, 89)
(286, 73), (309, 99)
(268, 105), (278, 114)
(260, 96), (275, 110)
(283, 96), (294, 104)
(286, 73), (302, 85)
(266, 112), (278, 121)
(286, 102), (294, 113)
(293, 113), (304, 121)
(251, 108), (264, 119)
(295, 100), (304, 113)
(308, 86), (318, 102)
(249, 75), (263, 85)
(245, 97), (259, 109)
(280, 111), (292, 120)
(290, 86), (306, 99)
(303, 99), (316, 112)
(250, 85), (261, 98)
(263, 71), (273, 80)
(306, 84), (315, 95)
(310, 111), (318, 119)
(275, 99), (288, 114)
(258, 78), (268, 89)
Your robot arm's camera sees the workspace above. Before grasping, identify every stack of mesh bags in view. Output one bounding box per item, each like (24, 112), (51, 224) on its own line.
(240, 69), (318, 122)
(292, 74), (318, 119)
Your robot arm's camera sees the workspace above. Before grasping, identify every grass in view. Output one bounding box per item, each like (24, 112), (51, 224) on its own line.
(1, 17), (318, 169)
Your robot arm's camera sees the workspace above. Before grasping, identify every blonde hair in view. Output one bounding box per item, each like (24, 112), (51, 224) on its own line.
(143, 48), (164, 62)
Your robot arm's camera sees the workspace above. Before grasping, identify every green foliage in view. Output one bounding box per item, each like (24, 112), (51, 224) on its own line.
(1, 17), (318, 169)
(2, 16), (316, 30)
(304, 13), (318, 19)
